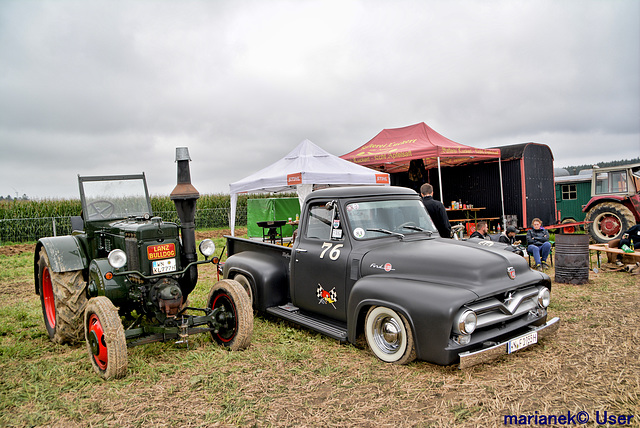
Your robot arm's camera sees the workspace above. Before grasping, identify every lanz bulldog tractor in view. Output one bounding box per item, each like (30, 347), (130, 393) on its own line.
(34, 148), (253, 379)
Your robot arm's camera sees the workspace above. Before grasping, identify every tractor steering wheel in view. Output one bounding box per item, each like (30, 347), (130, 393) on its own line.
(88, 200), (116, 219)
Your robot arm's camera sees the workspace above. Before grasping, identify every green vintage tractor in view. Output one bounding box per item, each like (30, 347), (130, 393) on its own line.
(34, 148), (253, 379)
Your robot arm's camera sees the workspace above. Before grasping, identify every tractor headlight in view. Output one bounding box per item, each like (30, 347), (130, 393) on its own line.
(454, 309), (477, 335)
(537, 287), (551, 308)
(199, 239), (216, 258)
(108, 249), (127, 269)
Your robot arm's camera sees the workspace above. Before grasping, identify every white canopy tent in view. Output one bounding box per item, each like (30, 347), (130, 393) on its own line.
(229, 139), (390, 235)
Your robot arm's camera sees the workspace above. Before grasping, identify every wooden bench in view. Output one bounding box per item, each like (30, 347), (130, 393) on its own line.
(589, 244), (640, 269)
(475, 217), (500, 222)
(449, 217), (500, 224)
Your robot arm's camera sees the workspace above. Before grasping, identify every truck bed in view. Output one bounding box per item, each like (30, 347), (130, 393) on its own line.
(225, 236), (293, 258)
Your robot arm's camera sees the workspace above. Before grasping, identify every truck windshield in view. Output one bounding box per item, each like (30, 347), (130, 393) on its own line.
(345, 199), (437, 239)
(80, 176), (152, 221)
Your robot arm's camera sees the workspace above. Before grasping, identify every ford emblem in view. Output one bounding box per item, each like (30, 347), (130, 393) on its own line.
(507, 266), (516, 280)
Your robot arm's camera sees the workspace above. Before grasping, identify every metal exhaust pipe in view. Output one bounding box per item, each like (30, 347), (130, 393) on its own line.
(170, 147), (200, 297)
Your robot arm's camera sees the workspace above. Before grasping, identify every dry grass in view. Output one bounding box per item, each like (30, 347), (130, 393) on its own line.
(0, 239), (638, 427)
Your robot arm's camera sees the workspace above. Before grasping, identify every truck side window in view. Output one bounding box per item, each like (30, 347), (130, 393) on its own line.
(305, 204), (333, 240)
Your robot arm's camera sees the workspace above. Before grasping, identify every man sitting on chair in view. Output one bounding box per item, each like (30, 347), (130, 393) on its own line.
(469, 221), (489, 240)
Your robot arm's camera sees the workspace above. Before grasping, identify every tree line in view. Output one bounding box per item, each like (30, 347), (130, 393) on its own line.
(562, 157), (640, 175)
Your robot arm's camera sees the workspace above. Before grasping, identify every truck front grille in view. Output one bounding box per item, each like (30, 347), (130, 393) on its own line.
(467, 286), (542, 329)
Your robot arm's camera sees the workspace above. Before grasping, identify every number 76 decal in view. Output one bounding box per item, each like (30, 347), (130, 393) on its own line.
(320, 242), (344, 260)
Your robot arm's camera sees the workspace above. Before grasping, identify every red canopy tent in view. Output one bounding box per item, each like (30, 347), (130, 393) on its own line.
(341, 122), (505, 221)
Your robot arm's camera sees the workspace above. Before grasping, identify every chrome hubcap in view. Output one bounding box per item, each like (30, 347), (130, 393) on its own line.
(373, 316), (402, 354)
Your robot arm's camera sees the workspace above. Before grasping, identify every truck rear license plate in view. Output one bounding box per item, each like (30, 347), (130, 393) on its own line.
(507, 331), (538, 354)
(152, 259), (176, 274)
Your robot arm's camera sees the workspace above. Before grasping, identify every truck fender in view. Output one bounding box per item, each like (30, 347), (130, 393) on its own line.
(223, 252), (289, 311)
(34, 236), (88, 294)
(347, 276), (478, 365)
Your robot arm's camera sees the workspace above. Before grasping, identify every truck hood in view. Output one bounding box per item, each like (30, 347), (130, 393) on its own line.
(359, 237), (546, 298)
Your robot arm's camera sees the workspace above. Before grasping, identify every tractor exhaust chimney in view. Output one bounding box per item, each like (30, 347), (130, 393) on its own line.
(170, 147), (200, 295)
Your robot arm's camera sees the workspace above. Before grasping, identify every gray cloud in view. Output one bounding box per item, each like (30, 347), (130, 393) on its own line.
(1, 0), (638, 200)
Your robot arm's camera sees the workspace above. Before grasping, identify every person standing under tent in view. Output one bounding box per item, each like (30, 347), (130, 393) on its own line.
(420, 183), (451, 238)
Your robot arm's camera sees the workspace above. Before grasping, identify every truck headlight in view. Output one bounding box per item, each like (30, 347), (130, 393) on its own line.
(199, 239), (216, 258)
(454, 309), (477, 335)
(537, 287), (550, 308)
(108, 249), (127, 269)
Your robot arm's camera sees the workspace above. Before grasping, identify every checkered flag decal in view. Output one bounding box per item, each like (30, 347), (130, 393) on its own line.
(317, 284), (337, 308)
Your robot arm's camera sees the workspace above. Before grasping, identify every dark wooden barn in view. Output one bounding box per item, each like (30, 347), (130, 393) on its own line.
(391, 142), (556, 230)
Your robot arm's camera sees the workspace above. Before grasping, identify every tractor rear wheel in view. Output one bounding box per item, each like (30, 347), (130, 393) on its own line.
(84, 296), (127, 379)
(37, 248), (88, 344)
(585, 202), (635, 243)
(207, 279), (253, 351)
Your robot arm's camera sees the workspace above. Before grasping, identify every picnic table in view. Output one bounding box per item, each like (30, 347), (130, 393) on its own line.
(589, 244), (640, 269)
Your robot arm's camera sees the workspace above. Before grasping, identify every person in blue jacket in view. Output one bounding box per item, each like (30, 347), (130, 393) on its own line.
(527, 218), (551, 270)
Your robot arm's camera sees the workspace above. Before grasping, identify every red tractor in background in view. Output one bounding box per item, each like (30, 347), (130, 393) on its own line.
(583, 163), (640, 244)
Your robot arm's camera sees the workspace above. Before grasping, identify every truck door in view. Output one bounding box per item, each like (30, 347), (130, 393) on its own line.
(291, 200), (351, 322)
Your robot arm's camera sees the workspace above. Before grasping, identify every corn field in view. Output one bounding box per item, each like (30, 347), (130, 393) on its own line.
(0, 193), (290, 244)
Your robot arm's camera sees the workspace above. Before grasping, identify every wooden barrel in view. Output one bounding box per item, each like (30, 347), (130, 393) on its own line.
(554, 234), (590, 284)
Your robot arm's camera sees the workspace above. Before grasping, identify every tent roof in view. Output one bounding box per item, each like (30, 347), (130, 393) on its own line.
(228, 139), (389, 235)
(230, 139), (389, 194)
(340, 122), (501, 173)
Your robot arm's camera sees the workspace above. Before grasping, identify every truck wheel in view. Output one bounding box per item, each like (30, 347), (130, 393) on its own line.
(84, 297), (128, 380)
(233, 274), (254, 309)
(37, 248), (88, 344)
(207, 279), (253, 351)
(585, 202), (635, 243)
(365, 306), (416, 364)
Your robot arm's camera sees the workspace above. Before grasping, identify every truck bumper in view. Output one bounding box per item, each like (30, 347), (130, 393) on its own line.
(458, 317), (560, 369)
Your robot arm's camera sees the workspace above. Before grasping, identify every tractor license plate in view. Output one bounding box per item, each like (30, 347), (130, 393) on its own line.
(507, 331), (537, 354)
(152, 258), (176, 274)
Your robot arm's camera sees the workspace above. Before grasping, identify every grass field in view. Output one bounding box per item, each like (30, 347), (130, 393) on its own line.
(0, 230), (638, 427)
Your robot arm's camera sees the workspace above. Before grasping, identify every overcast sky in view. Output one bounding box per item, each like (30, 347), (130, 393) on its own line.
(1, 0), (638, 200)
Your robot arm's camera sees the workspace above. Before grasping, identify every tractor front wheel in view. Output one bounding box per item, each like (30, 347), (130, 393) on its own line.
(233, 274), (255, 309)
(207, 279), (253, 351)
(37, 248), (88, 344)
(84, 296), (127, 380)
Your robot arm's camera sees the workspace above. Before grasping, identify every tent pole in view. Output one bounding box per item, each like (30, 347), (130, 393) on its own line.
(437, 157), (444, 202)
(230, 193), (237, 236)
(498, 157), (505, 230)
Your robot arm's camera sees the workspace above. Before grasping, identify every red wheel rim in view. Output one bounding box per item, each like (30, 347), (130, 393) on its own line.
(88, 314), (109, 370)
(211, 293), (237, 343)
(42, 267), (56, 328)
(565, 226), (576, 234)
(598, 215), (621, 236)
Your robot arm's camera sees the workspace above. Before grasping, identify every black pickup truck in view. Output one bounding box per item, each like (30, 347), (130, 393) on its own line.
(223, 186), (559, 368)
